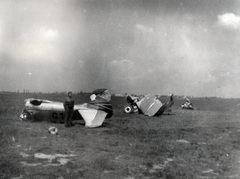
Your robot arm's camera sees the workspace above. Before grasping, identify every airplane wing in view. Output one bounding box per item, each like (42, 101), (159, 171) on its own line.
(136, 94), (174, 116)
(136, 95), (163, 116)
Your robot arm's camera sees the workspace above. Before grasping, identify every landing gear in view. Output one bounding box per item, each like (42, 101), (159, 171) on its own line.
(124, 105), (139, 114)
(19, 110), (35, 122)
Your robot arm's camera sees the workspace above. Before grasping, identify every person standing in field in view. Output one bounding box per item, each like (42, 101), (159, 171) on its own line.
(63, 91), (74, 127)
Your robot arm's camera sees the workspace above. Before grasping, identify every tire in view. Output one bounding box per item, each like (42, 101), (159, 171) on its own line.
(48, 127), (58, 135)
(124, 106), (133, 114)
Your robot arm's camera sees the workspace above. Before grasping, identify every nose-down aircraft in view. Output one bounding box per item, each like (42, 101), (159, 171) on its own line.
(19, 89), (113, 128)
(124, 94), (174, 116)
(181, 97), (194, 109)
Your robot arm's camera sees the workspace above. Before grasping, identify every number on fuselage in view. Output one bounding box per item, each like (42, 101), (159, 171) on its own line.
(33, 110), (82, 122)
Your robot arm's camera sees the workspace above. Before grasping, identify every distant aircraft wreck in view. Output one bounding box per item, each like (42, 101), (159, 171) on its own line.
(181, 97), (194, 109)
(124, 94), (174, 116)
(19, 89), (113, 128)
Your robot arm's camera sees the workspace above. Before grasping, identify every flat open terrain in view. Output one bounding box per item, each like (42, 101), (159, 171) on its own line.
(1, 93), (240, 179)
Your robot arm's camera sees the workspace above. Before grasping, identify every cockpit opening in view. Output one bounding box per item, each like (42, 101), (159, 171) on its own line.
(30, 100), (43, 106)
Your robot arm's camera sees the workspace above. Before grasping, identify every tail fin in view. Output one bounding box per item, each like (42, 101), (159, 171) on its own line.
(78, 109), (107, 128)
(88, 98), (113, 118)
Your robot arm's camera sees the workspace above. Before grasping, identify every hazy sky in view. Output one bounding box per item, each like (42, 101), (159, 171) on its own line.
(1, 0), (240, 98)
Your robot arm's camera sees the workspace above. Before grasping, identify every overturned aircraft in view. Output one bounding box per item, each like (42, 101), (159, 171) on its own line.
(124, 94), (174, 116)
(19, 89), (113, 128)
(181, 97), (194, 109)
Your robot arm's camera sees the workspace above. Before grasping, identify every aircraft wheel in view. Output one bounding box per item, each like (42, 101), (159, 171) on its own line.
(124, 106), (133, 114)
(48, 127), (58, 135)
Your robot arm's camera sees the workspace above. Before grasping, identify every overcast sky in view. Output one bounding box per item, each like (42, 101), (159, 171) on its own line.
(1, 0), (240, 98)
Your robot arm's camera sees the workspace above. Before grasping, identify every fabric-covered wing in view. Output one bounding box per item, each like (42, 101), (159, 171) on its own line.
(136, 95), (163, 116)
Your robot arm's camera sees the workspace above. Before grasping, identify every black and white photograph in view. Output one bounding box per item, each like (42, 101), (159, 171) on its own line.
(1, 0), (240, 178)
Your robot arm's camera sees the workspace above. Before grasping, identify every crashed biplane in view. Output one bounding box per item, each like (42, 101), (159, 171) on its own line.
(181, 97), (194, 109)
(19, 89), (113, 128)
(124, 94), (174, 116)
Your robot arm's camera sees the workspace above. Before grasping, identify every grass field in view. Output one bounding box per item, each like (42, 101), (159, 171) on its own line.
(1, 93), (240, 179)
